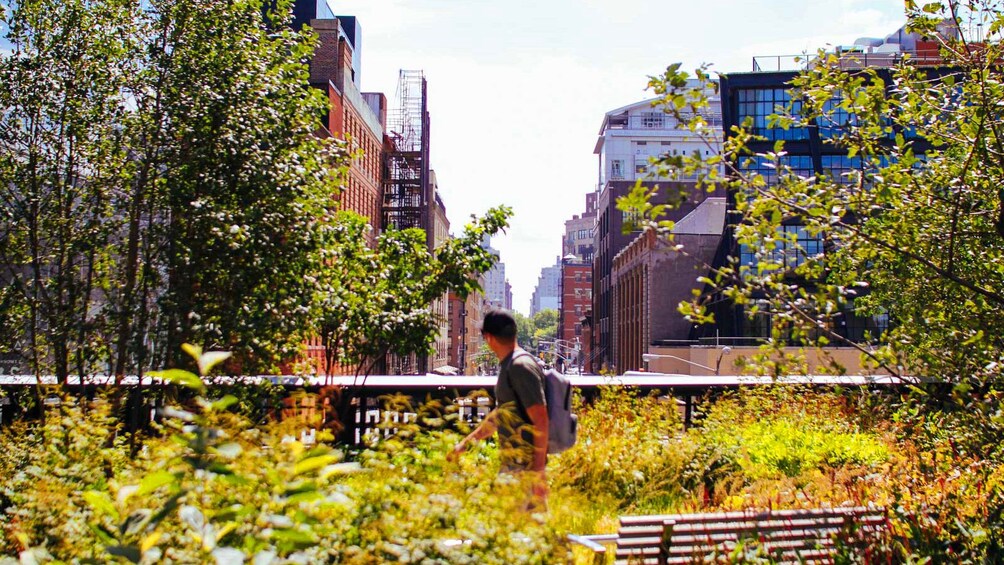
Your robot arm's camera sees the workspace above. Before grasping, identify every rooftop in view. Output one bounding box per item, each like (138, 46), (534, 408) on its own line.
(747, 20), (961, 73)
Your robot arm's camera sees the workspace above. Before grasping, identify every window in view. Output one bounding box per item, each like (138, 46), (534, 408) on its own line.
(742, 299), (773, 339)
(739, 154), (813, 185)
(736, 88), (808, 141)
(611, 160), (623, 179)
(820, 155), (860, 185)
(641, 112), (665, 128)
(634, 141), (648, 146)
(739, 224), (824, 271)
(635, 154), (651, 174)
(842, 301), (889, 343)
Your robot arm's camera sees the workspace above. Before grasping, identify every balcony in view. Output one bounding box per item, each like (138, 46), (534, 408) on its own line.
(605, 113), (723, 131)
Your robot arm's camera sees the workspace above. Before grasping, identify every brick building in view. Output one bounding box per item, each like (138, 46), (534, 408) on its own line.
(447, 291), (465, 372)
(291, 12), (390, 376)
(563, 192), (597, 262)
(611, 198), (725, 372)
(559, 257), (590, 368)
(429, 174), (451, 372)
(309, 17), (385, 235)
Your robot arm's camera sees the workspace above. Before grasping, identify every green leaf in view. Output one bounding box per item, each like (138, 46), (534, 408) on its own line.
(211, 395), (239, 412)
(84, 490), (119, 521)
(149, 369), (205, 392)
(135, 471), (177, 497)
(269, 528), (318, 548)
(285, 490), (324, 504)
(293, 454), (340, 476)
(181, 343), (202, 363)
(198, 351), (232, 375)
(88, 523), (116, 545)
(207, 461), (236, 475)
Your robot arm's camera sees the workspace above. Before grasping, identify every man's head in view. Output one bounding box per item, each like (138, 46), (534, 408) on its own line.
(481, 308), (517, 357)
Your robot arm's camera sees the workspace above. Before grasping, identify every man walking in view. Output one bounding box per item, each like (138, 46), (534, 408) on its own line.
(449, 309), (549, 506)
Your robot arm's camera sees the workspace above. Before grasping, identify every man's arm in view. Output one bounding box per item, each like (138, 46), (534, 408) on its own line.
(448, 409), (498, 460)
(525, 403), (549, 473)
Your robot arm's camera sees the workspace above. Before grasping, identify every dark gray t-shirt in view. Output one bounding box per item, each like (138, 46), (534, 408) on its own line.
(495, 349), (546, 471)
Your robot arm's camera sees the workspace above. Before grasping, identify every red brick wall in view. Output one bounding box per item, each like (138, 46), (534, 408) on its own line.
(560, 263), (591, 359)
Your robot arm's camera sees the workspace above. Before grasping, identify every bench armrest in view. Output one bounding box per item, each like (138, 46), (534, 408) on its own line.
(568, 534), (617, 565)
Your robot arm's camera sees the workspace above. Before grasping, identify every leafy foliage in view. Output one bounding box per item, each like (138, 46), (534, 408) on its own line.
(628, 1), (1004, 392)
(0, 347), (566, 563)
(312, 207), (511, 379)
(4, 374), (1000, 562)
(0, 0), (346, 378)
(549, 387), (692, 516)
(618, 3), (1004, 555)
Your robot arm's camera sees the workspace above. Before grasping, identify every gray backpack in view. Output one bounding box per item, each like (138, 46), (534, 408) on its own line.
(513, 352), (579, 454)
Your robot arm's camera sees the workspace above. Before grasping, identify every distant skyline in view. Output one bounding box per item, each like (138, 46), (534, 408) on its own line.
(327, 0), (908, 315)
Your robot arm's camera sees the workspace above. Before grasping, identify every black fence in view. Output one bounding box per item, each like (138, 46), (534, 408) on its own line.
(0, 373), (919, 442)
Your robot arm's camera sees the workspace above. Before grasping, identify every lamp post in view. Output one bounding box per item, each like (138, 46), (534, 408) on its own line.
(642, 347), (732, 375)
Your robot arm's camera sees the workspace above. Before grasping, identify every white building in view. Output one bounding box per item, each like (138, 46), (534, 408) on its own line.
(594, 80), (722, 187)
(482, 237), (509, 309)
(530, 258), (562, 316)
(591, 80), (723, 370)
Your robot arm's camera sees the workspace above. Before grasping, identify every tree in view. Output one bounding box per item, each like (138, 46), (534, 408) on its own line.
(0, 0), (345, 379)
(313, 207), (512, 379)
(148, 0), (342, 373)
(0, 0), (140, 383)
(625, 1), (1004, 444)
(514, 311), (535, 349)
(532, 308), (558, 342)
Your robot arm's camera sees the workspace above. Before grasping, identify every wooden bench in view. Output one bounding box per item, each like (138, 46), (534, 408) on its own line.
(569, 506), (887, 564)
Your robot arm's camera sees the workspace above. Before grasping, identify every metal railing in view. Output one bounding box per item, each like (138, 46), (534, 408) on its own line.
(752, 49), (948, 73)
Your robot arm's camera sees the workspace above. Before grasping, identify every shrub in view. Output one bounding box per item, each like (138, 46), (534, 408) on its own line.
(549, 386), (696, 520)
(689, 386), (896, 508)
(0, 394), (132, 560)
(0, 351), (569, 563)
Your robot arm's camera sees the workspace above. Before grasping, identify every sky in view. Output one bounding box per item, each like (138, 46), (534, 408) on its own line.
(329, 0), (907, 315)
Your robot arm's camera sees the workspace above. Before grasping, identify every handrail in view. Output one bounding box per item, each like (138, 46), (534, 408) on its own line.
(751, 49), (949, 72)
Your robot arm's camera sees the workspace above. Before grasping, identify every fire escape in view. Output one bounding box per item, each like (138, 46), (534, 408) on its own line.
(383, 71), (432, 374)
(382, 70), (431, 249)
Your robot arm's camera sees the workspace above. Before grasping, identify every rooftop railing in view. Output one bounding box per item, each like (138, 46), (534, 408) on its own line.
(751, 48), (949, 73)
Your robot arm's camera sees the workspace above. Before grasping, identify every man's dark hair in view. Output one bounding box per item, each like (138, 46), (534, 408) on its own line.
(481, 308), (517, 342)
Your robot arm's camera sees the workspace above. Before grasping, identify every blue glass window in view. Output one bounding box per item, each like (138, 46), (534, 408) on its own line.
(739, 225), (823, 272)
(739, 155), (814, 185)
(736, 88), (809, 141)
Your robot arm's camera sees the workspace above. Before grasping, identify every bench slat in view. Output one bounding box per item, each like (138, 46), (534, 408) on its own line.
(620, 506), (881, 527)
(606, 507), (887, 565)
(618, 505), (879, 525)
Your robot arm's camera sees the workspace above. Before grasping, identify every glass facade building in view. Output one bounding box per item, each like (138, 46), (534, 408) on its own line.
(701, 70), (911, 344)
